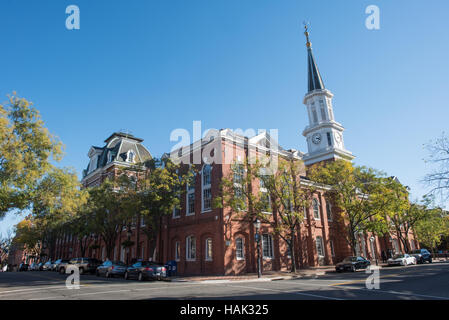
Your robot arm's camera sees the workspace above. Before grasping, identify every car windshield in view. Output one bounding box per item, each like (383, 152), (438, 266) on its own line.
(411, 250), (421, 254)
(112, 261), (126, 266)
(393, 254), (404, 259)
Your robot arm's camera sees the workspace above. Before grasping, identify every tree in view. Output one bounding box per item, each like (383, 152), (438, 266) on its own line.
(424, 133), (449, 201)
(414, 198), (449, 253)
(0, 229), (13, 266)
(13, 217), (42, 259)
(132, 158), (190, 262)
(0, 93), (63, 218)
(376, 178), (421, 253)
(308, 160), (387, 256)
(88, 179), (129, 260)
(215, 157), (314, 272)
(31, 167), (88, 259)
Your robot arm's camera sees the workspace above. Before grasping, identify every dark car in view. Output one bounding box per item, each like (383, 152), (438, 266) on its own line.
(125, 261), (167, 281)
(96, 260), (127, 278)
(410, 249), (432, 264)
(67, 258), (103, 275)
(18, 263), (29, 271)
(335, 256), (371, 272)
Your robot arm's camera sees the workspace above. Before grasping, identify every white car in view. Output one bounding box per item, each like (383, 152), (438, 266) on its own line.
(387, 253), (417, 266)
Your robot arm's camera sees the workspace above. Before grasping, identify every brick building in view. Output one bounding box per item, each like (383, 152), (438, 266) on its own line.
(53, 29), (419, 275)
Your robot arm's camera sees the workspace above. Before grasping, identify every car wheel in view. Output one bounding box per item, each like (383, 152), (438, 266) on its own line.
(59, 268), (65, 274)
(124, 272), (129, 280)
(79, 268), (84, 275)
(351, 265), (356, 272)
(429, 258), (432, 263)
(138, 272), (143, 281)
(105, 271), (110, 278)
(96, 270), (100, 277)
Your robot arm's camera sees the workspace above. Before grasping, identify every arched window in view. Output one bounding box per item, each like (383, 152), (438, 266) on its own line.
(186, 236), (196, 261)
(313, 199), (320, 220)
(202, 165), (212, 212)
(205, 238), (213, 261)
(127, 151), (135, 163)
(236, 237), (245, 260)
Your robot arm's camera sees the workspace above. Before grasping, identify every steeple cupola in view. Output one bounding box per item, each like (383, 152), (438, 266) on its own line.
(301, 25), (354, 166)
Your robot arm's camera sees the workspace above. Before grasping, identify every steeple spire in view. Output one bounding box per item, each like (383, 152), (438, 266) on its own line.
(304, 24), (325, 93)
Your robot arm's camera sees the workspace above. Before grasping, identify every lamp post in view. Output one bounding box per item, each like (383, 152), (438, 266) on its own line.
(254, 218), (262, 278)
(370, 236), (378, 266)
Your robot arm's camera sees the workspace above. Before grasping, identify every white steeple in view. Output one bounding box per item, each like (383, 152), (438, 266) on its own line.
(301, 25), (354, 166)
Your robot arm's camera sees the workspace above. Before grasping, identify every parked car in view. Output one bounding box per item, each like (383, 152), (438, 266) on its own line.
(410, 249), (432, 264)
(56, 259), (70, 274)
(96, 260), (127, 278)
(335, 256), (371, 272)
(387, 253), (416, 266)
(37, 262), (44, 271)
(29, 263), (39, 271)
(66, 258), (103, 275)
(124, 261), (167, 281)
(18, 263), (29, 271)
(42, 261), (53, 271)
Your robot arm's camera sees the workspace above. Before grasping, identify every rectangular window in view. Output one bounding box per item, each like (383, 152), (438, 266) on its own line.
(262, 234), (274, 259)
(326, 201), (333, 221)
(175, 241), (180, 261)
(327, 132), (332, 146)
(205, 238), (213, 261)
(261, 192), (272, 213)
(187, 193), (195, 215)
(316, 236), (325, 257)
(173, 205), (181, 218)
(236, 238), (245, 260)
(203, 188), (212, 211)
(186, 236), (196, 260)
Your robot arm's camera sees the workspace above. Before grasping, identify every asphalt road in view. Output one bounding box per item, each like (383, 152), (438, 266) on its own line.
(1, 262), (449, 300)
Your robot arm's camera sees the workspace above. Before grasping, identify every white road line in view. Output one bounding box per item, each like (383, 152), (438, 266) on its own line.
(225, 284), (343, 300)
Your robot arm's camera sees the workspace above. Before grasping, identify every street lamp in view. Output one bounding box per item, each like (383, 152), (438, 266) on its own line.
(254, 218), (262, 278)
(369, 236), (378, 266)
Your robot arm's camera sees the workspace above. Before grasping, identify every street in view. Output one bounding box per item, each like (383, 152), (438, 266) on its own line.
(1, 262), (449, 300)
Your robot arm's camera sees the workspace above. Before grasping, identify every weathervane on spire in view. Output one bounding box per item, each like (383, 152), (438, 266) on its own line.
(303, 21), (312, 48)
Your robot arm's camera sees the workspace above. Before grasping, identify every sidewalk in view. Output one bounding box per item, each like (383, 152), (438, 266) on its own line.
(169, 265), (337, 283)
(168, 259), (449, 283)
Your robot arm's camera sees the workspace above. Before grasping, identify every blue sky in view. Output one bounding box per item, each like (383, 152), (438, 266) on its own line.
(1, 0), (449, 235)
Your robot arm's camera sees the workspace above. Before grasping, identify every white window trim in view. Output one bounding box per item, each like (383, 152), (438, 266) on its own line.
(175, 241), (180, 262)
(186, 181), (195, 216)
(127, 150), (135, 163)
(236, 237), (245, 261)
(316, 236), (325, 258)
(205, 238), (213, 261)
(262, 234), (274, 260)
(186, 236), (196, 261)
(201, 164), (212, 213)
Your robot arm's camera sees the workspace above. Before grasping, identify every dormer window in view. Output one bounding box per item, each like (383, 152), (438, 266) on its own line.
(128, 151), (135, 163)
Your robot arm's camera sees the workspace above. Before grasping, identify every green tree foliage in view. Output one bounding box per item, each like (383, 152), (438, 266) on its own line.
(415, 197), (449, 252)
(0, 94), (63, 218)
(215, 157), (314, 272)
(308, 160), (387, 255)
(130, 158), (190, 261)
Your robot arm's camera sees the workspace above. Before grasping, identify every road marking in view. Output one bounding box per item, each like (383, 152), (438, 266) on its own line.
(330, 273), (401, 286)
(225, 284), (343, 300)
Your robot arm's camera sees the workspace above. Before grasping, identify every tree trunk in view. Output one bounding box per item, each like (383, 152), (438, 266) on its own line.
(290, 230), (297, 273)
